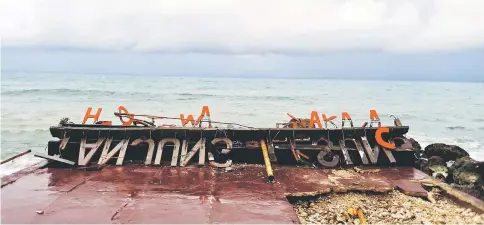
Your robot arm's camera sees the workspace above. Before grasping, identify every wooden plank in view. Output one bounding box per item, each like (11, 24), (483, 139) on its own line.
(34, 153), (75, 165)
(267, 139), (278, 163)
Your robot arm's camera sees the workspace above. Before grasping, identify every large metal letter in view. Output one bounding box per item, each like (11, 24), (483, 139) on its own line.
(131, 138), (155, 165)
(78, 138), (105, 166)
(315, 138), (339, 167)
(346, 138), (369, 165)
(339, 140), (353, 165)
(154, 138), (181, 166)
(179, 138), (206, 167)
(361, 136), (396, 164)
(98, 138), (130, 165)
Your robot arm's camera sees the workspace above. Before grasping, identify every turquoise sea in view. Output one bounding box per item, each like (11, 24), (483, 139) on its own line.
(1, 72), (483, 175)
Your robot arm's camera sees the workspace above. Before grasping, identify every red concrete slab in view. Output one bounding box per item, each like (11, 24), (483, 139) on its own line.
(116, 193), (211, 224)
(1, 171), (62, 223)
(33, 180), (130, 224)
(1, 164), (431, 224)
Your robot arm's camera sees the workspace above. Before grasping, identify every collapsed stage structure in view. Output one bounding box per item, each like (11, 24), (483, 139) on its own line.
(46, 106), (416, 180)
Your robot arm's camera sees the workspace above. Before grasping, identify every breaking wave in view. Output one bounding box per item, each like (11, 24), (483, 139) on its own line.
(445, 126), (468, 131)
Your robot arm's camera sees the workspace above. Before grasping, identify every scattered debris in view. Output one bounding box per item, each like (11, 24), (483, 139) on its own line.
(292, 190), (484, 224)
(393, 179), (428, 198)
(427, 192), (437, 204)
(353, 167), (381, 173)
(33, 153), (75, 165)
(1, 149), (32, 165)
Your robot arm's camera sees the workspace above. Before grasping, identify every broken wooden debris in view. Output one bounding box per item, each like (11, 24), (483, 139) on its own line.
(1, 149), (32, 165)
(34, 153), (75, 165)
(419, 178), (484, 213)
(393, 179), (428, 198)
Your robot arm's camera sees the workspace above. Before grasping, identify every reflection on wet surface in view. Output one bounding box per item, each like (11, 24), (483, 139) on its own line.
(2, 164), (428, 224)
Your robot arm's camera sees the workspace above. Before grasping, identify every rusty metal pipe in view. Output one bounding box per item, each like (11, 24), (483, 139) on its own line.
(260, 139), (274, 182)
(1, 149), (32, 165)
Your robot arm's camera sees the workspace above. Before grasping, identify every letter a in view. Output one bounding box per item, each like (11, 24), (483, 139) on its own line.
(309, 111), (322, 128)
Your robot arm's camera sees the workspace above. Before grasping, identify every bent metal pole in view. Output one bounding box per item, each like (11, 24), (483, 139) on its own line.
(260, 139), (275, 182)
(1, 149), (32, 165)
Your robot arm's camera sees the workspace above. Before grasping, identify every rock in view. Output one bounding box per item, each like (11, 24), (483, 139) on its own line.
(408, 138), (422, 151)
(429, 165), (449, 181)
(424, 143), (469, 162)
(418, 156), (446, 175)
(450, 157), (484, 186)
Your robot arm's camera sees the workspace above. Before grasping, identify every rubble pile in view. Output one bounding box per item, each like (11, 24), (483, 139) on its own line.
(413, 142), (484, 200)
(293, 190), (484, 224)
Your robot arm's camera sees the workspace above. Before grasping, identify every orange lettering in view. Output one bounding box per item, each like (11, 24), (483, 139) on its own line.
(309, 111), (322, 128)
(196, 106), (212, 128)
(370, 109), (380, 120)
(375, 127), (396, 150)
(342, 112), (352, 120)
(180, 114), (196, 126)
(82, 107), (102, 124)
(287, 113), (299, 128)
(180, 106), (212, 127)
(118, 105), (133, 126)
(369, 109), (382, 127)
(99, 121), (112, 125)
(322, 114), (337, 128)
(341, 112), (353, 127)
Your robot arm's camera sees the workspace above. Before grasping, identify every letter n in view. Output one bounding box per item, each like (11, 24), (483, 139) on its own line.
(98, 138), (130, 165)
(180, 138), (206, 166)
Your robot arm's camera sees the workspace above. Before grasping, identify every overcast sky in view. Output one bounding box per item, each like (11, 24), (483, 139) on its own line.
(1, 0), (484, 81)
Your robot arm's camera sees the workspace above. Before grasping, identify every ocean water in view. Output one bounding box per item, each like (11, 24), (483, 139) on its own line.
(1, 72), (483, 176)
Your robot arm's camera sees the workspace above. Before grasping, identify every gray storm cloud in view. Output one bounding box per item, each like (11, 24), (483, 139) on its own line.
(1, 0), (484, 53)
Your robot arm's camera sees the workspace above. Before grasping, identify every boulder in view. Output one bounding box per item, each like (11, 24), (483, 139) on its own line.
(449, 156), (484, 186)
(423, 143), (469, 162)
(416, 156), (446, 175)
(408, 138), (422, 151)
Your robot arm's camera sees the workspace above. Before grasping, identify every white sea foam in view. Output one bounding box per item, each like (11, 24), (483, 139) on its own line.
(1, 72), (483, 175)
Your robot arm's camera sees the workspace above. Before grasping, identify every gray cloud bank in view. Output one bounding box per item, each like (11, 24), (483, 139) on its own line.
(1, 0), (484, 82)
(1, 0), (484, 53)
